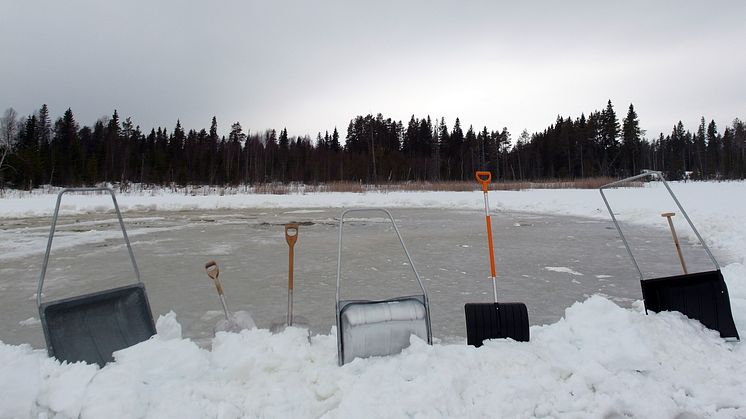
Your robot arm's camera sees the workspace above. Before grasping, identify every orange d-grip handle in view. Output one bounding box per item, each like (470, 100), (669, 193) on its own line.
(475, 171), (492, 192)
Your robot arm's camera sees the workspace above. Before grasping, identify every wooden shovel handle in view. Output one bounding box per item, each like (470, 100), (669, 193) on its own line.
(285, 224), (299, 290)
(285, 224), (299, 247)
(661, 212), (688, 274)
(475, 171), (492, 192)
(205, 260), (224, 295)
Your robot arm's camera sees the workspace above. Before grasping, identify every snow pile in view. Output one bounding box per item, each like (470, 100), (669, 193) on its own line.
(1, 297), (744, 418)
(1, 181), (746, 417)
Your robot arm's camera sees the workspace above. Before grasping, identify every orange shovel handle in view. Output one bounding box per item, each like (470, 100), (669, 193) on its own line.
(475, 171), (496, 278)
(475, 171), (492, 193)
(484, 215), (497, 279)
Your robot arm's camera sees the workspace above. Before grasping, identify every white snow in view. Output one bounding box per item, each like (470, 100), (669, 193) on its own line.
(1, 181), (746, 417)
(544, 266), (584, 276)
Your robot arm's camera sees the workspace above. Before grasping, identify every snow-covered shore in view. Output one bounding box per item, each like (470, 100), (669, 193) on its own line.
(1, 181), (745, 418)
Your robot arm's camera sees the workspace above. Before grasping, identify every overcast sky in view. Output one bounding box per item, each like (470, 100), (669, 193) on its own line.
(2, 0), (744, 140)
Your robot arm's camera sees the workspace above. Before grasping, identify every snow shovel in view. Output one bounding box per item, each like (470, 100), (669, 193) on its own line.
(205, 260), (232, 322)
(464, 172), (530, 347)
(336, 208), (432, 365)
(37, 188), (156, 367)
(204, 260), (255, 332)
(600, 171), (738, 340)
(285, 223), (298, 326)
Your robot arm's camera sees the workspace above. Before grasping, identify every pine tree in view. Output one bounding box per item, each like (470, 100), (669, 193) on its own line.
(601, 100), (620, 175)
(51, 109), (82, 185)
(448, 118), (464, 180)
(208, 117), (219, 184)
(330, 127), (340, 152)
(621, 104), (643, 176)
(13, 114), (40, 188)
(693, 117), (706, 177)
(706, 120), (720, 178)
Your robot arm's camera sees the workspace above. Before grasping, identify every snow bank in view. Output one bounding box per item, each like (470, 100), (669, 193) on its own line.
(1, 297), (744, 418)
(2, 181), (746, 417)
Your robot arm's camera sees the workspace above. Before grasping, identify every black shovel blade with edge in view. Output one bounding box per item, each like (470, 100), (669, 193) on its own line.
(465, 302), (530, 346)
(641, 269), (739, 340)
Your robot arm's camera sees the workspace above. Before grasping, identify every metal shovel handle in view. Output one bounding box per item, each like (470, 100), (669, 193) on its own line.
(599, 170), (719, 281)
(37, 187), (141, 308)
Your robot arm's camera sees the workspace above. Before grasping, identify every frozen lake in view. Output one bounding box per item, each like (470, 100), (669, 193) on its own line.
(0, 207), (725, 348)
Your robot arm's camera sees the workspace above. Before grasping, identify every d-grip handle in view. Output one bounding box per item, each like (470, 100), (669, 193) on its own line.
(285, 224), (299, 290)
(475, 171), (492, 192)
(285, 224), (299, 247)
(205, 260), (224, 296)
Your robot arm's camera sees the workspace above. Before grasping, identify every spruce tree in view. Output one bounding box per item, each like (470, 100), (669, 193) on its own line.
(706, 120), (720, 178)
(621, 104), (643, 176)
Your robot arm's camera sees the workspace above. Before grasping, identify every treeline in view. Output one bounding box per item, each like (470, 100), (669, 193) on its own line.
(0, 101), (745, 189)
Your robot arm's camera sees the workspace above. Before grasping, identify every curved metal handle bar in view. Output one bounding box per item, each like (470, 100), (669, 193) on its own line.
(37, 187), (141, 308)
(335, 208), (432, 364)
(335, 208), (428, 304)
(599, 171), (719, 281)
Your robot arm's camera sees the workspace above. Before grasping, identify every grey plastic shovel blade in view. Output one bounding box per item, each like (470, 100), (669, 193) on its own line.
(39, 283), (156, 367)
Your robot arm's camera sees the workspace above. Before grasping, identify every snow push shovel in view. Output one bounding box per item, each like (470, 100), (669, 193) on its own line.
(336, 208), (432, 365)
(464, 172), (530, 347)
(204, 260), (255, 332)
(37, 188), (156, 367)
(600, 171), (738, 340)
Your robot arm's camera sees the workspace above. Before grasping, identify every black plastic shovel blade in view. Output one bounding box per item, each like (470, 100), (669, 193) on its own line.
(641, 269), (739, 340)
(39, 283), (156, 367)
(465, 302), (530, 347)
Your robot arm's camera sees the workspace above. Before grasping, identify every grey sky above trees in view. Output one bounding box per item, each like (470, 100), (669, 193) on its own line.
(1, 0), (744, 139)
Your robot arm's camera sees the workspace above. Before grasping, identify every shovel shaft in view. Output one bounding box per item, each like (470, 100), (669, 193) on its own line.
(212, 277), (224, 296)
(483, 195), (496, 279)
(484, 195), (498, 303)
(288, 247), (294, 290)
(285, 223), (299, 326)
(287, 288), (294, 326)
(219, 294), (231, 321)
(288, 247), (294, 325)
(663, 214), (688, 274)
(476, 171), (498, 303)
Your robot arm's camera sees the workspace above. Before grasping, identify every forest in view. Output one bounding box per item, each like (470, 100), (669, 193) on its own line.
(1, 101), (744, 189)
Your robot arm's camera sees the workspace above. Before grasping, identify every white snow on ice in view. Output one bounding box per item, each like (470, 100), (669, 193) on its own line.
(1, 181), (746, 417)
(544, 266), (584, 276)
